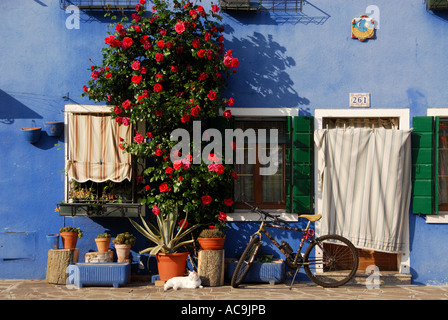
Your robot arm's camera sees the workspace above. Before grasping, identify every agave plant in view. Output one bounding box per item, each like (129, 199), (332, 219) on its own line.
(129, 205), (200, 255)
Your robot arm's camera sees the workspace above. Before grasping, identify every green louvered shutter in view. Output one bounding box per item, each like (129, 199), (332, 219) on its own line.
(286, 116), (314, 214)
(412, 116), (438, 214)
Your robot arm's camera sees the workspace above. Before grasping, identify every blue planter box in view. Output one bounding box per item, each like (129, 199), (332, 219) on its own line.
(227, 260), (285, 284)
(68, 263), (130, 288)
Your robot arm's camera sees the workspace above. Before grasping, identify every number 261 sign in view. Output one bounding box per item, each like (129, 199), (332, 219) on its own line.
(350, 93), (370, 107)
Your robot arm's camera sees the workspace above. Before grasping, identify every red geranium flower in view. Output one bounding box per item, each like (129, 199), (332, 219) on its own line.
(152, 206), (160, 215)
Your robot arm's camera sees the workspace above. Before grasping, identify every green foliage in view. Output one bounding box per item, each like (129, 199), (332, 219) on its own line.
(198, 228), (225, 238)
(113, 232), (137, 246)
(97, 232), (111, 238)
(129, 203), (200, 255)
(59, 226), (84, 238)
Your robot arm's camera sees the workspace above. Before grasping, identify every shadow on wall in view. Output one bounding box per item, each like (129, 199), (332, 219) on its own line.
(0, 90), (43, 124)
(225, 32), (310, 108)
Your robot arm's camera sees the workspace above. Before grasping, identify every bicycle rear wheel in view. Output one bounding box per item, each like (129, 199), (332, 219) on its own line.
(303, 234), (359, 288)
(230, 236), (261, 288)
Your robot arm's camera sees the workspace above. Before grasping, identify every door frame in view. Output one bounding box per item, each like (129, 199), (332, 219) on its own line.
(314, 108), (410, 274)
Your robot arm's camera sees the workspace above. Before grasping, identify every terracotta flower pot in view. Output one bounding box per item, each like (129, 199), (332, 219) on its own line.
(156, 252), (189, 281)
(21, 127), (42, 144)
(60, 232), (78, 249)
(95, 238), (111, 253)
(115, 244), (131, 261)
(198, 238), (226, 250)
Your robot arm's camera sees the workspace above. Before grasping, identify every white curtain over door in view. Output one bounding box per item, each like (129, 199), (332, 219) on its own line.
(314, 128), (411, 253)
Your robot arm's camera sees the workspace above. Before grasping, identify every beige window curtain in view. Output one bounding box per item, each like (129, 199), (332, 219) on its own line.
(66, 113), (132, 183)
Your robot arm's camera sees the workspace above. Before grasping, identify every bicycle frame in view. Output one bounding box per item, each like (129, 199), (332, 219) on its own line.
(250, 216), (316, 269)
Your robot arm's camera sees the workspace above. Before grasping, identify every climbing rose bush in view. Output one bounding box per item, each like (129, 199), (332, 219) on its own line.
(82, 0), (238, 229)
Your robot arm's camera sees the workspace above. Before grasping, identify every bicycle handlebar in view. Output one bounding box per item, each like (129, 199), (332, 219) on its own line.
(243, 201), (289, 224)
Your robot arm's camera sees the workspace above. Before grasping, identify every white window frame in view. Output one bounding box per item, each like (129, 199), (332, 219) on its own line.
(427, 108), (448, 223)
(314, 108), (410, 274)
(221, 108), (300, 222)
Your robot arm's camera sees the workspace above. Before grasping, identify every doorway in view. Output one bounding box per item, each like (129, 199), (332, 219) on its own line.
(314, 109), (411, 274)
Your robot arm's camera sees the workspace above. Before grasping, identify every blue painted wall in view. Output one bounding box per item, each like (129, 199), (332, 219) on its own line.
(1, 0), (448, 284)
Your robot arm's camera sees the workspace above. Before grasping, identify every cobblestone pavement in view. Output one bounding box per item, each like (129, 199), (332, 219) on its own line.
(0, 279), (447, 300)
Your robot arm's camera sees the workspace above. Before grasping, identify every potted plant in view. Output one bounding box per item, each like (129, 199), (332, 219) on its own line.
(95, 232), (111, 253)
(129, 203), (200, 281)
(113, 232), (136, 261)
(59, 226), (83, 249)
(197, 227), (226, 250)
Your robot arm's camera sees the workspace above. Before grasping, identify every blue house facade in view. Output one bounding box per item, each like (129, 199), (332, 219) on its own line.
(1, 0), (448, 285)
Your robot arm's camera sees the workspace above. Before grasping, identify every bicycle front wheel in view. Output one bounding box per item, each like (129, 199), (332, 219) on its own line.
(303, 234), (359, 288)
(230, 236), (261, 288)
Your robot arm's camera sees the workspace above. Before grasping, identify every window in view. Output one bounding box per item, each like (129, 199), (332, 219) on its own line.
(438, 119), (448, 211)
(414, 111), (448, 220)
(215, 108), (311, 221)
(234, 118), (286, 209)
(59, 105), (143, 217)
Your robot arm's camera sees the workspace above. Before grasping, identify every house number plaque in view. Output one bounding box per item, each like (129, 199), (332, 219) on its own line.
(350, 93), (370, 107)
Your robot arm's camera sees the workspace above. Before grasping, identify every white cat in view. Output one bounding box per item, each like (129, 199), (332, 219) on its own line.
(163, 270), (203, 291)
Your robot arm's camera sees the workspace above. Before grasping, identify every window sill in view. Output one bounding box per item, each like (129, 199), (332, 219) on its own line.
(226, 209), (298, 222)
(426, 212), (448, 224)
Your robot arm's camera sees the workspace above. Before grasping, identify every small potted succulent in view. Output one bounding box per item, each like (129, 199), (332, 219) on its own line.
(95, 232), (111, 253)
(113, 232), (136, 261)
(197, 227), (226, 250)
(59, 226), (83, 249)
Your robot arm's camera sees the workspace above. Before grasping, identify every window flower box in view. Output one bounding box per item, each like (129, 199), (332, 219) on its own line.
(427, 0), (448, 10)
(57, 203), (143, 218)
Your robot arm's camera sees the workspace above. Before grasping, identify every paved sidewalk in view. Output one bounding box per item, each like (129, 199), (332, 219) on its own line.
(0, 279), (447, 300)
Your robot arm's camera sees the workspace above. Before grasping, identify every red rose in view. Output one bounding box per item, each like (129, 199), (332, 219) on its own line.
(165, 166), (174, 174)
(152, 206), (160, 215)
(178, 218), (188, 229)
(155, 52), (164, 61)
(134, 133), (144, 144)
(224, 198), (234, 206)
(153, 83), (163, 93)
(181, 114), (190, 123)
(154, 148), (163, 156)
(202, 195), (212, 205)
(171, 66), (178, 73)
(122, 37), (133, 49)
(131, 60), (140, 70)
(218, 211), (228, 221)
(223, 110), (232, 119)
(173, 159), (182, 170)
(122, 99), (131, 109)
(175, 22), (186, 34)
(228, 97), (235, 106)
(212, 4), (220, 12)
(145, 185), (150, 191)
(131, 75), (142, 84)
(207, 90), (217, 101)
(159, 182), (171, 193)
(157, 39), (165, 48)
(192, 39), (200, 48)
(114, 106), (122, 115)
(197, 49), (205, 58)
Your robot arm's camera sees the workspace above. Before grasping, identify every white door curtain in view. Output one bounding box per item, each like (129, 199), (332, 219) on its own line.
(314, 128), (412, 253)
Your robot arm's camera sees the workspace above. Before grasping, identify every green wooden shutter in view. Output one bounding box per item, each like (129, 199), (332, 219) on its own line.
(412, 116), (438, 214)
(287, 116), (313, 214)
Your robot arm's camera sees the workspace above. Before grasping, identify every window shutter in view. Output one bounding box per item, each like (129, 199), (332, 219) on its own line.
(287, 116), (314, 214)
(412, 116), (438, 214)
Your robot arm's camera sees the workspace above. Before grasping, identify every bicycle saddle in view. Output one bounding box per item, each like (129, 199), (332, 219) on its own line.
(298, 214), (322, 222)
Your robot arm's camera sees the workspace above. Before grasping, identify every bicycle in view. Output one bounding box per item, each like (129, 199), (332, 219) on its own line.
(230, 202), (359, 288)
